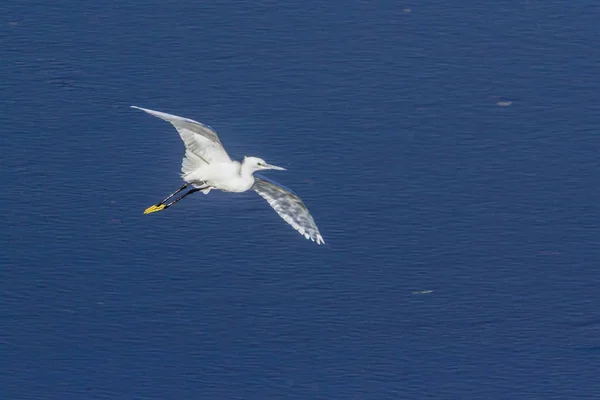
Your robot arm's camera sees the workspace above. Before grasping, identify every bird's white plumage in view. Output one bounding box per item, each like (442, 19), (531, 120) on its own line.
(132, 106), (325, 245)
(253, 177), (325, 244)
(130, 106), (232, 176)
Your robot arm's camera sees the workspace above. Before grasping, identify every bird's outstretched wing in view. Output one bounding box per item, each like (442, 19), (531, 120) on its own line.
(131, 106), (232, 168)
(253, 176), (325, 245)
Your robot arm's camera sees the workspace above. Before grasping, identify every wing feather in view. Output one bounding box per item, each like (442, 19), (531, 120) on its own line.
(253, 176), (324, 245)
(131, 106), (232, 166)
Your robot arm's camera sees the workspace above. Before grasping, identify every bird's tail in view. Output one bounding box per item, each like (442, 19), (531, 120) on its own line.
(181, 150), (206, 177)
(181, 151), (212, 194)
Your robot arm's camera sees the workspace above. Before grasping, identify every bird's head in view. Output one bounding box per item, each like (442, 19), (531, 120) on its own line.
(243, 156), (286, 173)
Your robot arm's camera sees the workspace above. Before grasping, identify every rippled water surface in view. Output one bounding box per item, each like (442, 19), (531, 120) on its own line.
(3, 1), (600, 399)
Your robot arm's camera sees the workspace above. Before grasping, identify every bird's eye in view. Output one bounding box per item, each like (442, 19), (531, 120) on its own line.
(257, 162), (264, 166)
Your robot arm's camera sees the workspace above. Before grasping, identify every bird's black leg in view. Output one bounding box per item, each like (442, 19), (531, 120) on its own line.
(144, 183), (207, 214)
(162, 187), (205, 209)
(144, 184), (188, 214)
(160, 184), (189, 204)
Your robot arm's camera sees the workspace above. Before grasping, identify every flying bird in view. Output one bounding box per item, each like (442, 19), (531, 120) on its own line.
(131, 106), (324, 245)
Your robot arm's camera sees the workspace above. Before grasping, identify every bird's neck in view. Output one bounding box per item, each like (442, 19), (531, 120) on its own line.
(240, 159), (257, 180)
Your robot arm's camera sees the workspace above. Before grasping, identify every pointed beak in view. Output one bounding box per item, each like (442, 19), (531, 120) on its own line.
(265, 164), (286, 171)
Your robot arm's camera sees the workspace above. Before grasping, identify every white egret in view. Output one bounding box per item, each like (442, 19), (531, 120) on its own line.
(131, 106), (325, 245)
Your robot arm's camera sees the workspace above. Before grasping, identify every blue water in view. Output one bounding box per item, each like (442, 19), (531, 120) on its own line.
(3, 1), (600, 399)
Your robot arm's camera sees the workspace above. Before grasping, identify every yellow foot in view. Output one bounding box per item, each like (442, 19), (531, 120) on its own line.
(144, 204), (166, 214)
